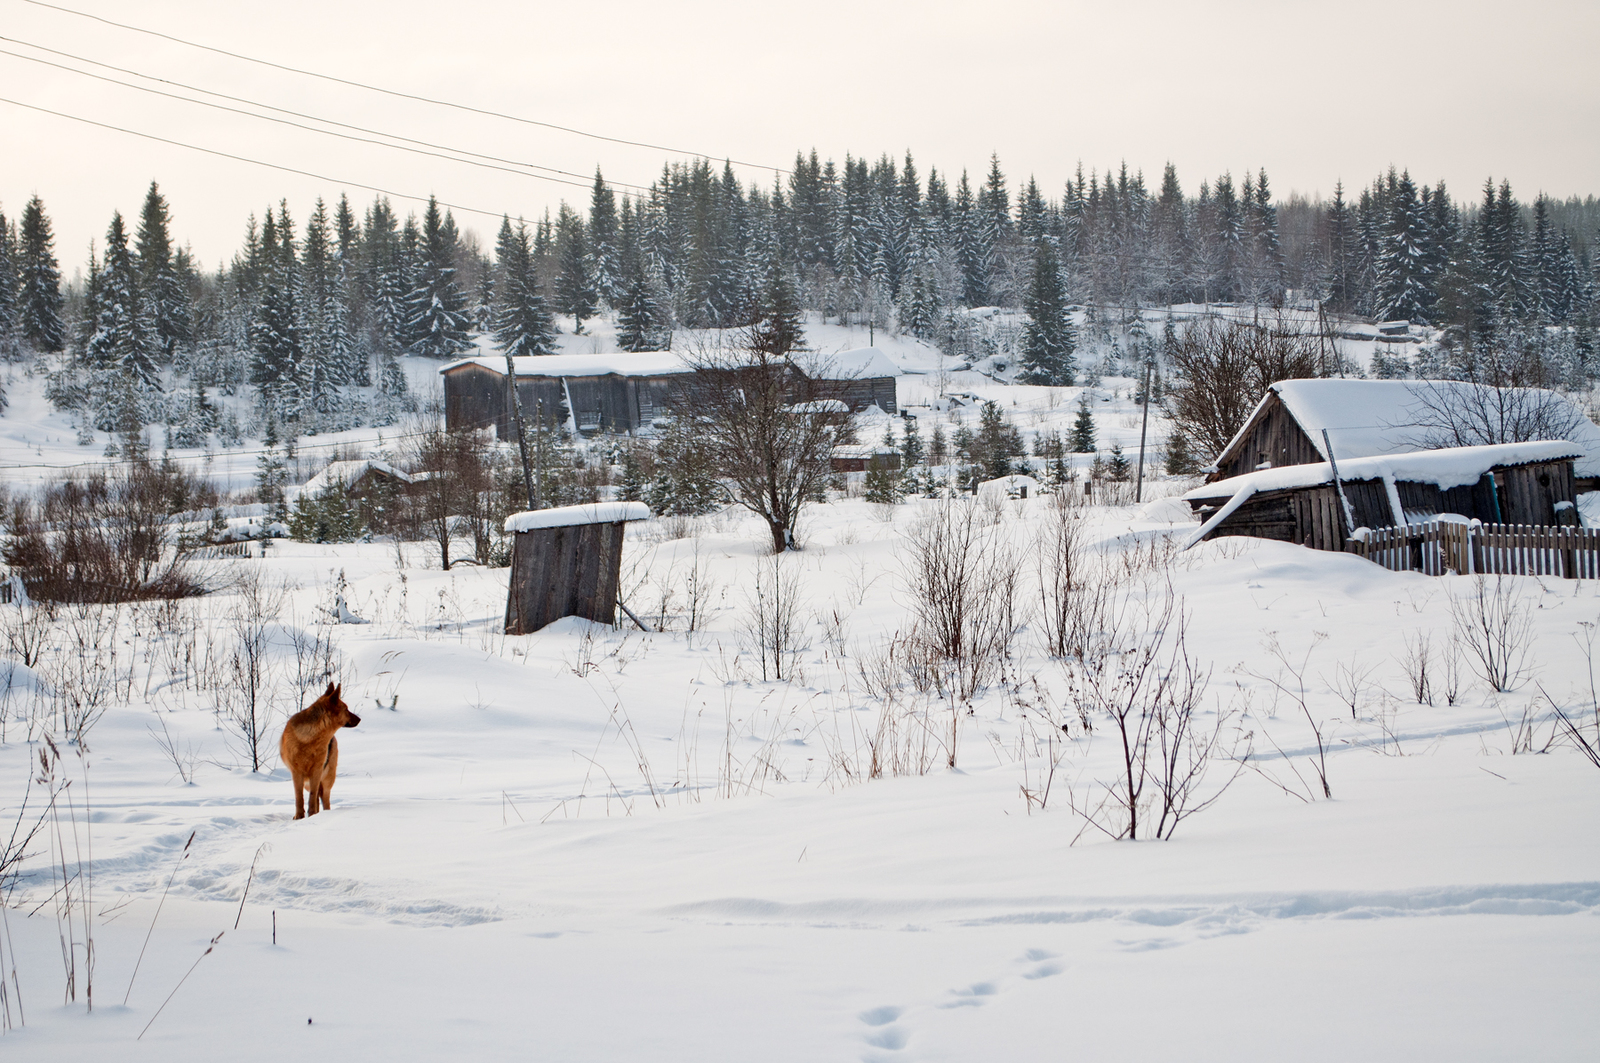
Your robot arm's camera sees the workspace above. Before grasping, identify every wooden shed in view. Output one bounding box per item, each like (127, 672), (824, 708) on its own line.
(794, 348), (900, 415)
(1209, 379), (1600, 490)
(503, 502), (650, 634)
(1183, 441), (1583, 551)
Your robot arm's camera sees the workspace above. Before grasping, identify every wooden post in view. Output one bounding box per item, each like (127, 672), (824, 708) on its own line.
(1322, 430), (1356, 542)
(503, 349), (536, 508)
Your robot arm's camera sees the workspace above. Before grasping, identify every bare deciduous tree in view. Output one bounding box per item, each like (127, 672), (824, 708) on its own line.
(1164, 316), (1325, 461)
(1404, 380), (1586, 450)
(677, 320), (851, 554)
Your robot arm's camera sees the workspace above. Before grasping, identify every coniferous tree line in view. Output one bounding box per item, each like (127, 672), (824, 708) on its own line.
(2, 156), (1597, 453)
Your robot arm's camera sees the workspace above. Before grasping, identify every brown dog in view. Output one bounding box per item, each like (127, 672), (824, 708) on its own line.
(280, 682), (361, 820)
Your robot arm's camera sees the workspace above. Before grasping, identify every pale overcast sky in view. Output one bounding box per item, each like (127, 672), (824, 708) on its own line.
(3, 0), (1596, 272)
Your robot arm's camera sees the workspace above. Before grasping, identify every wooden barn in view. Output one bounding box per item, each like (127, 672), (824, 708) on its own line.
(1209, 379), (1600, 490)
(441, 347), (899, 440)
(441, 352), (693, 439)
(1183, 441), (1584, 551)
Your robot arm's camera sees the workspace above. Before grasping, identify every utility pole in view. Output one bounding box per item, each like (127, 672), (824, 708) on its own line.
(1135, 357), (1152, 503)
(503, 350), (536, 509)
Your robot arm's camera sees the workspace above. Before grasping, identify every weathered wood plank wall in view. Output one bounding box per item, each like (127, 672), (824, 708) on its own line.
(504, 521), (628, 634)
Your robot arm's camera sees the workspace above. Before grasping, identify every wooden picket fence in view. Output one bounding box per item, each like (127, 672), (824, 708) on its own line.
(1348, 520), (1600, 579)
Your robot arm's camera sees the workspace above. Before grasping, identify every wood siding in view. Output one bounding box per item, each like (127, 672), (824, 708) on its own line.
(445, 364), (897, 438)
(1213, 393), (1323, 480)
(1199, 460), (1579, 555)
(1499, 461), (1574, 525)
(504, 521), (628, 634)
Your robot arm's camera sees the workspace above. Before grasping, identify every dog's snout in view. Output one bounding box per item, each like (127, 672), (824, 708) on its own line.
(345, 712), (362, 728)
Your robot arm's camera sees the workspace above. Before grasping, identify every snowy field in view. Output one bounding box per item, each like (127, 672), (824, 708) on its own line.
(2, 491), (1599, 1061)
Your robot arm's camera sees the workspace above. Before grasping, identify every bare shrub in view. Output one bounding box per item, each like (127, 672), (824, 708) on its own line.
(2, 597), (55, 669)
(1065, 588), (1239, 840)
(1036, 491), (1087, 658)
(148, 713), (197, 785)
(1254, 632), (1333, 798)
(1449, 575), (1535, 693)
(1326, 653), (1378, 719)
(1398, 630), (1435, 706)
(221, 571), (287, 771)
(902, 499), (1026, 700)
(1, 460), (212, 602)
(743, 554), (806, 682)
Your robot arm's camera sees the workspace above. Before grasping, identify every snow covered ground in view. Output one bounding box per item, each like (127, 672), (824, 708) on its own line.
(3, 311), (1597, 1058)
(2, 492), (1598, 1060)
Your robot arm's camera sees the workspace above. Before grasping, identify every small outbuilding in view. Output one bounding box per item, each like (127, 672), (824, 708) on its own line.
(503, 501), (651, 634)
(1184, 440), (1583, 550)
(794, 348), (901, 415)
(830, 445), (901, 473)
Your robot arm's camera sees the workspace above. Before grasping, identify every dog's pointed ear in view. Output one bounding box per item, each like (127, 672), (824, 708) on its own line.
(326, 680), (337, 695)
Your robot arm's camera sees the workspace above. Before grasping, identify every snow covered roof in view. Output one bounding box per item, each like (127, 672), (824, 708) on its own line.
(441, 352), (691, 378)
(504, 501), (651, 533)
(1185, 441), (1582, 501)
(788, 399), (851, 415)
(299, 459), (412, 496)
(795, 347), (901, 380)
(1218, 379), (1600, 477)
(831, 444), (897, 459)
(978, 475), (1042, 497)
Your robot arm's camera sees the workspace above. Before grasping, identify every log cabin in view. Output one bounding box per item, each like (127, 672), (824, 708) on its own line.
(1209, 379), (1600, 492)
(1184, 441), (1583, 550)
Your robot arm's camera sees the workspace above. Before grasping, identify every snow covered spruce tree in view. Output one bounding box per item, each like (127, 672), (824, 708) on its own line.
(249, 205), (303, 420)
(553, 204), (596, 333)
(85, 211), (162, 433)
(135, 182), (192, 365)
(1019, 241), (1076, 384)
(299, 198), (359, 424)
(492, 216), (557, 358)
(18, 195), (65, 353)
(587, 169), (621, 307)
(1070, 393), (1097, 453)
(0, 207), (18, 362)
(405, 197), (473, 360)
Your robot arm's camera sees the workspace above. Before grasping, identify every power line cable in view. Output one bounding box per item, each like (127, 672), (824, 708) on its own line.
(0, 35), (651, 194)
(19, 0), (790, 176)
(0, 49), (613, 195)
(0, 95), (538, 224)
